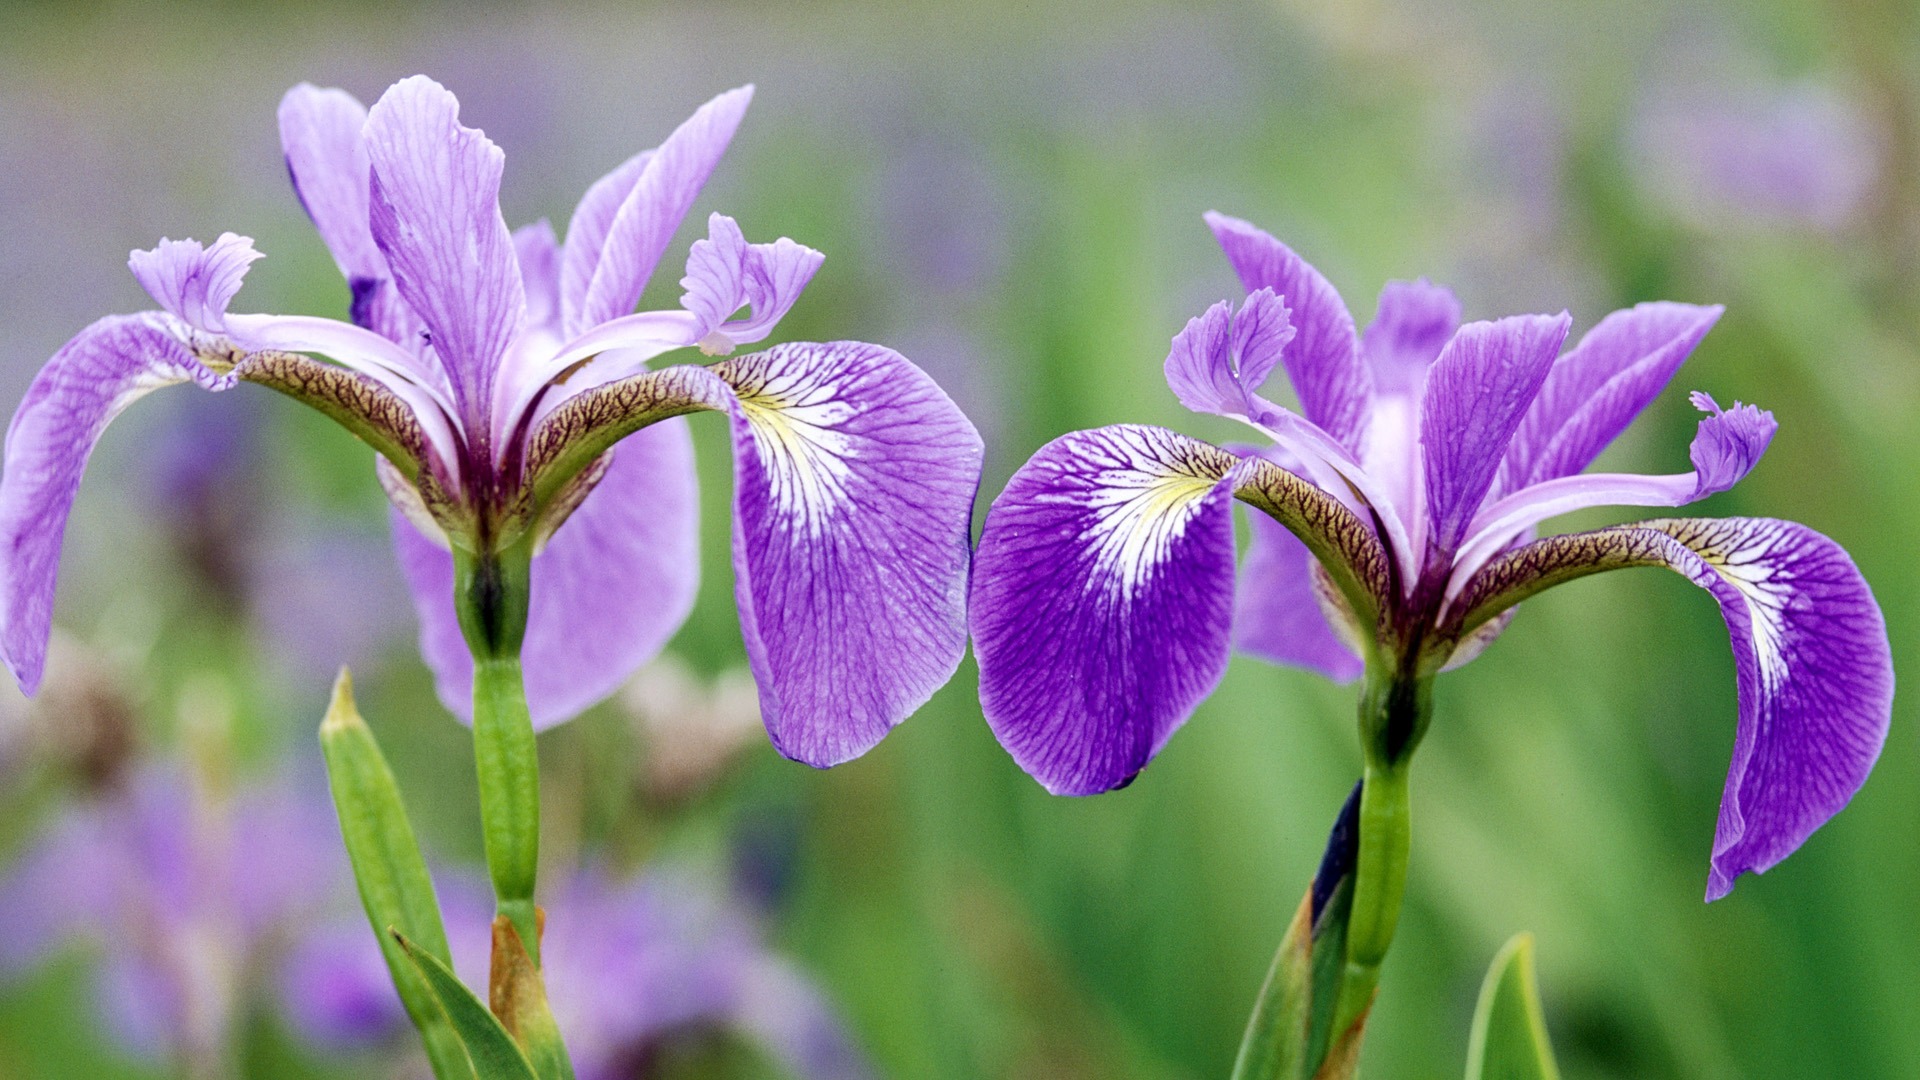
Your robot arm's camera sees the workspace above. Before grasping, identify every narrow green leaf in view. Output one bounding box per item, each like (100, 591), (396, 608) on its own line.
(319, 669), (470, 1080)
(1465, 934), (1562, 1080)
(396, 931), (541, 1080)
(1230, 894), (1313, 1080)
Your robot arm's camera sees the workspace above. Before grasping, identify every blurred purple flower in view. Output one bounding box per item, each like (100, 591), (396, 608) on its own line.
(1633, 79), (1882, 232)
(0, 761), (341, 1064)
(284, 866), (873, 1080)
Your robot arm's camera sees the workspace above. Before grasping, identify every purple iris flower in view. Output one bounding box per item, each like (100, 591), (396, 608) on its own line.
(0, 76), (981, 765)
(970, 213), (1893, 899)
(283, 866), (873, 1080)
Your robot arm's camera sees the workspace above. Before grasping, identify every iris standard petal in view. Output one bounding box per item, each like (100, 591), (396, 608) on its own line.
(1361, 278), (1460, 393)
(973, 426), (1243, 794)
(1498, 302), (1723, 494)
(1451, 517), (1892, 900)
(391, 421), (700, 728)
(575, 86), (754, 332)
(514, 219), (563, 336)
(1421, 313), (1571, 556)
(1236, 510), (1365, 682)
(559, 148), (653, 336)
(364, 75), (525, 428)
(1164, 290), (1294, 421)
(1203, 212), (1371, 451)
(717, 342), (980, 766)
(0, 315), (232, 692)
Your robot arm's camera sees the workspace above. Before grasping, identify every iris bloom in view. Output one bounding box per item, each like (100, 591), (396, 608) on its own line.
(971, 212), (1892, 899)
(0, 76), (981, 765)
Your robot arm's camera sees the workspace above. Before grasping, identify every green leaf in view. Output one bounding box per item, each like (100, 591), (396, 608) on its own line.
(1230, 893), (1313, 1080)
(1465, 934), (1562, 1080)
(396, 931), (542, 1080)
(318, 670), (470, 1080)
(489, 915), (575, 1080)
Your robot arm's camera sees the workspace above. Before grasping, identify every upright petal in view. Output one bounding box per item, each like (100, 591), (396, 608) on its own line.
(1203, 212), (1370, 450)
(575, 87), (754, 332)
(364, 75), (525, 427)
(1236, 510), (1365, 682)
(1421, 313), (1571, 556)
(559, 148), (653, 336)
(0, 315), (231, 692)
(1451, 518), (1892, 900)
(972, 426), (1241, 795)
(1361, 278), (1459, 394)
(128, 234), (263, 334)
(514, 219), (563, 336)
(1498, 303), (1723, 494)
(715, 342), (980, 766)
(392, 420), (700, 728)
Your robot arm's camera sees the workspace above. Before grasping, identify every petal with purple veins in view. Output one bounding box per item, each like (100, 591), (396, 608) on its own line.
(680, 213), (824, 350)
(560, 147), (653, 336)
(128, 234), (263, 334)
(0, 315), (232, 693)
(1361, 278), (1459, 394)
(1203, 212), (1371, 451)
(392, 420), (700, 728)
(1421, 313), (1571, 556)
(364, 75), (525, 428)
(972, 425), (1241, 795)
(1164, 290), (1293, 421)
(1450, 517), (1892, 900)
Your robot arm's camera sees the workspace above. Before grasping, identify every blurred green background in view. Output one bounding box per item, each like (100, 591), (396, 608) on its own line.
(0, 0), (1914, 1076)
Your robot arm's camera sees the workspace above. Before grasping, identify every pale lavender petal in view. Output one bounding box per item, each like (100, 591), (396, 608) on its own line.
(279, 923), (407, 1049)
(1203, 212), (1370, 450)
(1499, 303), (1723, 493)
(127, 234), (262, 334)
(364, 75), (525, 428)
(972, 425), (1239, 795)
(734, 958), (877, 1080)
(577, 87), (754, 332)
(515, 219), (563, 335)
(0, 315), (231, 693)
(393, 420), (699, 727)
(1421, 313), (1571, 555)
(560, 148), (654, 336)
(715, 341), (980, 766)
(1361, 278), (1460, 394)
(1453, 518), (1893, 900)
(1236, 509), (1363, 682)
(680, 212), (750, 333)
(1164, 289), (1293, 420)
(678, 213), (824, 349)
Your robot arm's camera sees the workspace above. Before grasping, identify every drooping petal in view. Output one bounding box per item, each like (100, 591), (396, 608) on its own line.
(0, 315), (232, 692)
(278, 83), (425, 347)
(972, 425), (1240, 795)
(1421, 313), (1571, 556)
(391, 420), (700, 728)
(364, 75), (525, 428)
(575, 86), (754, 332)
(1361, 278), (1459, 394)
(1450, 517), (1892, 900)
(1164, 290), (1293, 421)
(1448, 394), (1776, 592)
(1498, 302), (1723, 494)
(128, 234), (263, 334)
(1203, 212), (1370, 450)
(1236, 510), (1365, 682)
(716, 342), (980, 765)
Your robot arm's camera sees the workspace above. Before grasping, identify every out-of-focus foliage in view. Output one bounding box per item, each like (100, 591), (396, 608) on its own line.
(0, 0), (1914, 1077)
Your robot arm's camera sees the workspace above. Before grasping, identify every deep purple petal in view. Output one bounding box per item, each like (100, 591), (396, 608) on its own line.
(515, 219), (563, 336)
(1454, 518), (1893, 900)
(1499, 302), (1722, 493)
(127, 234), (263, 334)
(1687, 392), (1776, 495)
(1203, 212), (1370, 450)
(575, 87), (754, 332)
(1421, 313), (1571, 556)
(714, 342), (980, 766)
(1361, 278), (1460, 394)
(1165, 290), (1294, 420)
(364, 75), (525, 428)
(393, 418), (700, 727)
(1236, 509), (1363, 682)
(972, 425), (1239, 795)
(0, 315), (229, 693)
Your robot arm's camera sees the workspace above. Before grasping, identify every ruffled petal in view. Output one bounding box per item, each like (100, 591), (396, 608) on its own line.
(128, 234), (263, 334)
(714, 342), (980, 766)
(972, 425), (1241, 794)
(392, 420), (700, 728)
(680, 213), (824, 350)
(574, 86), (754, 333)
(1451, 517), (1892, 900)
(1164, 289), (1293, 421)
(1498, 302), (1723, 495)
(1203, 212), (1370, 450)
(1421, 313), (1571, 556)
(0, 315), (231, 693)
(364, 75), (525, 429)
